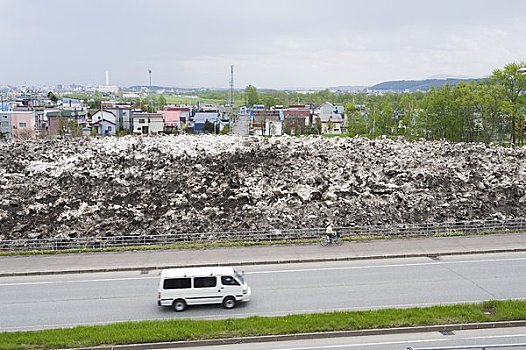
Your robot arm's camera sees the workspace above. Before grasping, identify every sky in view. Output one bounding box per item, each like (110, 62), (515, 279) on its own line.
(1, 0), (526, 89)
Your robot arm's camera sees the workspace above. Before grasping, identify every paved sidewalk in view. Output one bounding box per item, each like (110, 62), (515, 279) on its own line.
(1, 233), (526, 276)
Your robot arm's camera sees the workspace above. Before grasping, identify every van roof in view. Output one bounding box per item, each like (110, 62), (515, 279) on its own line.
(160, 266), (236, 278)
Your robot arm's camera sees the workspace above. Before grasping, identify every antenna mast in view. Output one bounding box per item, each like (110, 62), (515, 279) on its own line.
(229, 65), (234, 106)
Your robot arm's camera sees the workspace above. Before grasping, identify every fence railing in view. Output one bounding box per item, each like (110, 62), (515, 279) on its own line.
(1, 218), (526, 252)
(407, 342), (526, 349)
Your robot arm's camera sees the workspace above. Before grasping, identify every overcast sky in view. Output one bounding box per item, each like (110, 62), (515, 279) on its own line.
(1, 0), (525, 89)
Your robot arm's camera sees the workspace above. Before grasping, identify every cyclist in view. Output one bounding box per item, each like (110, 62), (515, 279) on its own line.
(326, 223), (337, 243)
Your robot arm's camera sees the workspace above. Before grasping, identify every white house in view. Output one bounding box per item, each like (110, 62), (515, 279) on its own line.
(90, 110), (117, 135)
(132, 112), (164, 134)
(314, 102), (345, 134)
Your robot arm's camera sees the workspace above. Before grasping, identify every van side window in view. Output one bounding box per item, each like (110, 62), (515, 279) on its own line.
(164, 278), (191, 289)
(221, 276), (240, 286)
(194, 277), (217, 288)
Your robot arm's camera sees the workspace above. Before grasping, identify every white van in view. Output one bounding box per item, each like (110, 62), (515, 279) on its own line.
(157, 266), (251, 311)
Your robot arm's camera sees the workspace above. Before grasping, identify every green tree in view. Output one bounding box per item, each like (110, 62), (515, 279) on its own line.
(203, 120), (215, 134)
(157, 95), (167, 110)
(67, 120), (83, 138)
(398, 94), (419, 139)
(345, 104), (367, 136)
(47, 91), (59, 103)
(245, 85), (260, 107)
(489, 62), (526, 145)
(474, 83), (506, 144)
(377, 100), (395, 136)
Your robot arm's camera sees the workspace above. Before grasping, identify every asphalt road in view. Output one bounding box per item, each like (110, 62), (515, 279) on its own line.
(166, 326), (526, 350)
(1, 252), (526, 332)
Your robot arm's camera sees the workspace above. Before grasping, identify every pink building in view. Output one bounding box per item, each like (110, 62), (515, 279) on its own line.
(0, 111), (36, 140)
(160, 107), (191, 131)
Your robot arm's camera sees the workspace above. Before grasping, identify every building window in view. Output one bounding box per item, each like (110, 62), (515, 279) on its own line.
(18, 122), (27, 128)
(107, 126), (112, 131)
(139, 119), (145, 123)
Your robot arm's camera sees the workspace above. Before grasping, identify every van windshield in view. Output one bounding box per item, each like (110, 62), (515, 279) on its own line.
(234, 270), (245, 284)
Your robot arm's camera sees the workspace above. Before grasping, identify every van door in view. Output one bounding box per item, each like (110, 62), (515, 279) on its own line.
(190, 276), (221, 305)
(219, 275), (242, 301)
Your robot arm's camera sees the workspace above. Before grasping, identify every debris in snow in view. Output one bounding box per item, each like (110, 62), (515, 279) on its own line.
(1, 135), (526, 240)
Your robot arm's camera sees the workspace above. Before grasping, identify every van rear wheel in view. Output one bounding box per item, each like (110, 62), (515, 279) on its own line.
(173, 299), (187, 312)
(222, 296), (236, 309)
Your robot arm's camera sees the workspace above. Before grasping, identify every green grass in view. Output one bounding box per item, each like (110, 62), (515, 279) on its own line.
(1, 300), (524, 350)
(164, 95), (245, 107)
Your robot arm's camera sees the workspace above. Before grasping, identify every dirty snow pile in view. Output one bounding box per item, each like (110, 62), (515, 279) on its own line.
(1, 135), (526, 240)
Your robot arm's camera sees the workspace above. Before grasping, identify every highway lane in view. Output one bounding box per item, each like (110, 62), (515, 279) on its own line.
(1, 252), (526, 332)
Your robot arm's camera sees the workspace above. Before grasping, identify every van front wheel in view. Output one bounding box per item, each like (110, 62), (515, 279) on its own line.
(222, 296), (236, 309)
(173, 299), (187, 312)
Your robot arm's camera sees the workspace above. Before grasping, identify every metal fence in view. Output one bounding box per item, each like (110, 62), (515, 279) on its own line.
(1, 218), (526, 252)
(407, 343), (526, 349)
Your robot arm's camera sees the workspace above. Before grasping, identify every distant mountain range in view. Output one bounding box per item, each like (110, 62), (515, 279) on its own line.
(328, 77), (486, 93)
(369, 78), (485, 92)
(125, 77), (486, 94)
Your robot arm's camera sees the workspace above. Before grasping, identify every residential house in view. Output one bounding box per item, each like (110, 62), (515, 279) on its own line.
(45, 109), (88, 137)
(313, 102), (345, 134)
(161, 107), (191, 133)
(251, 109), (282, 136)
(283, 105), (311, 134)
(90, 110), (117, 135)
(132, 112), (164, 134)
(193, 111), (220, 134)
(104, 106), (133, 134)
(0, 111), (36, 140)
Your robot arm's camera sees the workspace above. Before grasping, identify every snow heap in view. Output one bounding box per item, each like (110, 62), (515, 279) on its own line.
(1, 135), (526, 240)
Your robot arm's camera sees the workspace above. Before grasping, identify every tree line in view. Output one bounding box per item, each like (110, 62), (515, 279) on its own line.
(240, 63), (526, 145)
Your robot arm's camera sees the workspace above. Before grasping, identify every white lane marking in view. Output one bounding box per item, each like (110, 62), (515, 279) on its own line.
(468, 333), (526, 340)
(1, 255), (526, 287)
(271, 333), (526, 350)
(246, 256), (526, 275)
(0, 318), (153, 332)
(0, 276), (158, 287)
(271, 338), (446, 350)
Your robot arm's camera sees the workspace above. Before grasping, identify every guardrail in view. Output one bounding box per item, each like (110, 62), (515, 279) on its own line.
(1, 218), (525, 252)
(407, 343), (526, 349)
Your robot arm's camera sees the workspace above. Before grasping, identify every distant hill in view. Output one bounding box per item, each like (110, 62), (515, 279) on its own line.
(370, 78), (485, 92)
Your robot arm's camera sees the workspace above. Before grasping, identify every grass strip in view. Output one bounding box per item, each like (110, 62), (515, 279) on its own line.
(1, 300), (525, 350)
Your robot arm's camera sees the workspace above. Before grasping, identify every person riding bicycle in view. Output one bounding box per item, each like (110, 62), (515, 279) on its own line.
(325, 223), (338, 243)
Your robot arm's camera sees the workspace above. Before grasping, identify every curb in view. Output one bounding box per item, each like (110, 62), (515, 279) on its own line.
(68, 320), (526, 350)
(2, 247), (526, 277)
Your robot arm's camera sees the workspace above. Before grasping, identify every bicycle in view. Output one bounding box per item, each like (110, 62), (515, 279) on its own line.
(320, 234), (343, 246)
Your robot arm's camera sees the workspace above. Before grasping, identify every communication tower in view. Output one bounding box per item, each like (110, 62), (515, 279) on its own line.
(229, 65), (234, 106)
